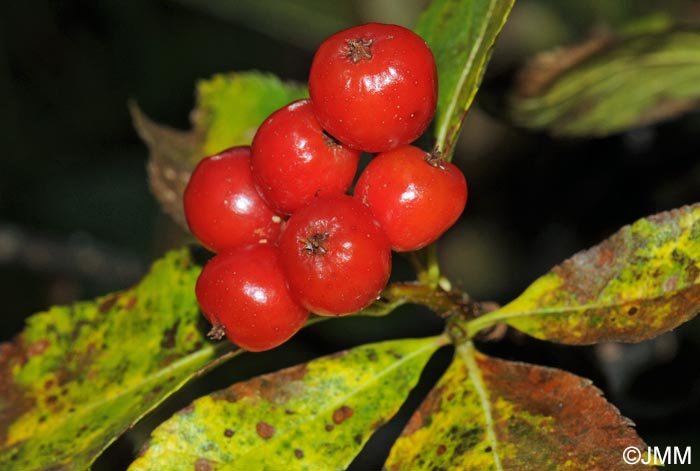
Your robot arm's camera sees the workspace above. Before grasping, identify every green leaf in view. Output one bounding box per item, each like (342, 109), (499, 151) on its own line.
(128, 336), (448, 471)
(510, 27), (700, 136)
(415, 0), (515, 159)
(195, 73), (308, 155)
(131, 71), (307, 226)
(468, 203), (700, 344)
(0, 249), (233, 471)
(385, 342), (653, 470)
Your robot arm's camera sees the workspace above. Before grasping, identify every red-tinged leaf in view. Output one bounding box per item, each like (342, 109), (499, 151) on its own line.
(385, 342), (653, 470)
(468, 203), (700, 344)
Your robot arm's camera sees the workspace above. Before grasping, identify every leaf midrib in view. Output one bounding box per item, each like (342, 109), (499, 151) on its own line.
(467, 282), (699, 337)
(4, 345), (218, 469)
(459, 342), (503, 471)
(434, 0), (504, 151)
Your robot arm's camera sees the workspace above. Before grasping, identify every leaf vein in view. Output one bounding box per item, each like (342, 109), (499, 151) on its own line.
(459, 341), (503, 471)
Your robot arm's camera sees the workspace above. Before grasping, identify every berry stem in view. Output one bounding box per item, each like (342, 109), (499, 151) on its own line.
(408, 244), (442, 288)
(360, 281), (472, 321)
(357, 280), (502, 345)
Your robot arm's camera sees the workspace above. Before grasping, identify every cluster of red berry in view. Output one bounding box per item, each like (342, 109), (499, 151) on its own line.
(184, 23), (468, 352)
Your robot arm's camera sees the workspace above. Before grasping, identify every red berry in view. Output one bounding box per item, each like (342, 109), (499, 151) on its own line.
(195, 244), (309, 352)
(183, 146), (283, 253)
(355, 145), (467, 252)
(278, 195), (391, 316)
(251, 99), (361, 215)
(309, 23), (437, 153)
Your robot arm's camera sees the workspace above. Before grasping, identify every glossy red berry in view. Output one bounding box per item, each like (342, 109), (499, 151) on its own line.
(251, 99), (361, 215)
(355, 145), (467, 252)
(183, 146), (283, 253)
(309, 23), (437, 153)
(278, 195), (391, 316)
(195, 244), (309, 352)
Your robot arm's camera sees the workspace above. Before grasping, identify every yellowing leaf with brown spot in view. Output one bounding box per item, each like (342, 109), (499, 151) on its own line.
(469, 203), (700, 344)
(0, 249), (233, 471)
(128, 336), (447, 471)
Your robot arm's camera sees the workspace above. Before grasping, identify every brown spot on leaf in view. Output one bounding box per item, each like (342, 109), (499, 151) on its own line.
(180, 404), (195, 415)
(370, 418), (386, 430)
(596, 248), (615, 267)
(332, 405), (354, 424)
(98, 295), (118, 313)
(224, 428), (235, 438)
(143, 385), (165, 405)
(161, 320), (180, 349)
(400, 384), (447, 437)
(436, 444), (447, 455)
(354, 434), (363, 445)
(627, 307), (638, 316)
(387, 349), (403, 359)
(27, 339), (50, 357)
(325, 424), (334, 432)
(194, 458), (212, 471)
(125, 296), (138, 310)
(328, 349), (350, 360)
(256, 421), (275, 440)
(663, 275), (679, 292)
(220, 363), (308, 404)
(294, 449), (304, 459)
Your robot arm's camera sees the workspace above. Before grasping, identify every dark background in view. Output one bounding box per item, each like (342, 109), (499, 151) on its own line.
(1, 0), (699, 469)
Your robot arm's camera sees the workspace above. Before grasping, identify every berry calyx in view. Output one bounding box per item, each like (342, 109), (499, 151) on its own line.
(278, 195), (392, 316)
(183, 146), (282, 253)
(355, 145), (467, 252)
(309, 23), (437, 152)
(195, 244), (309, 352)
(251, 99), (360, 215)
(346, 38), (374, 63)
